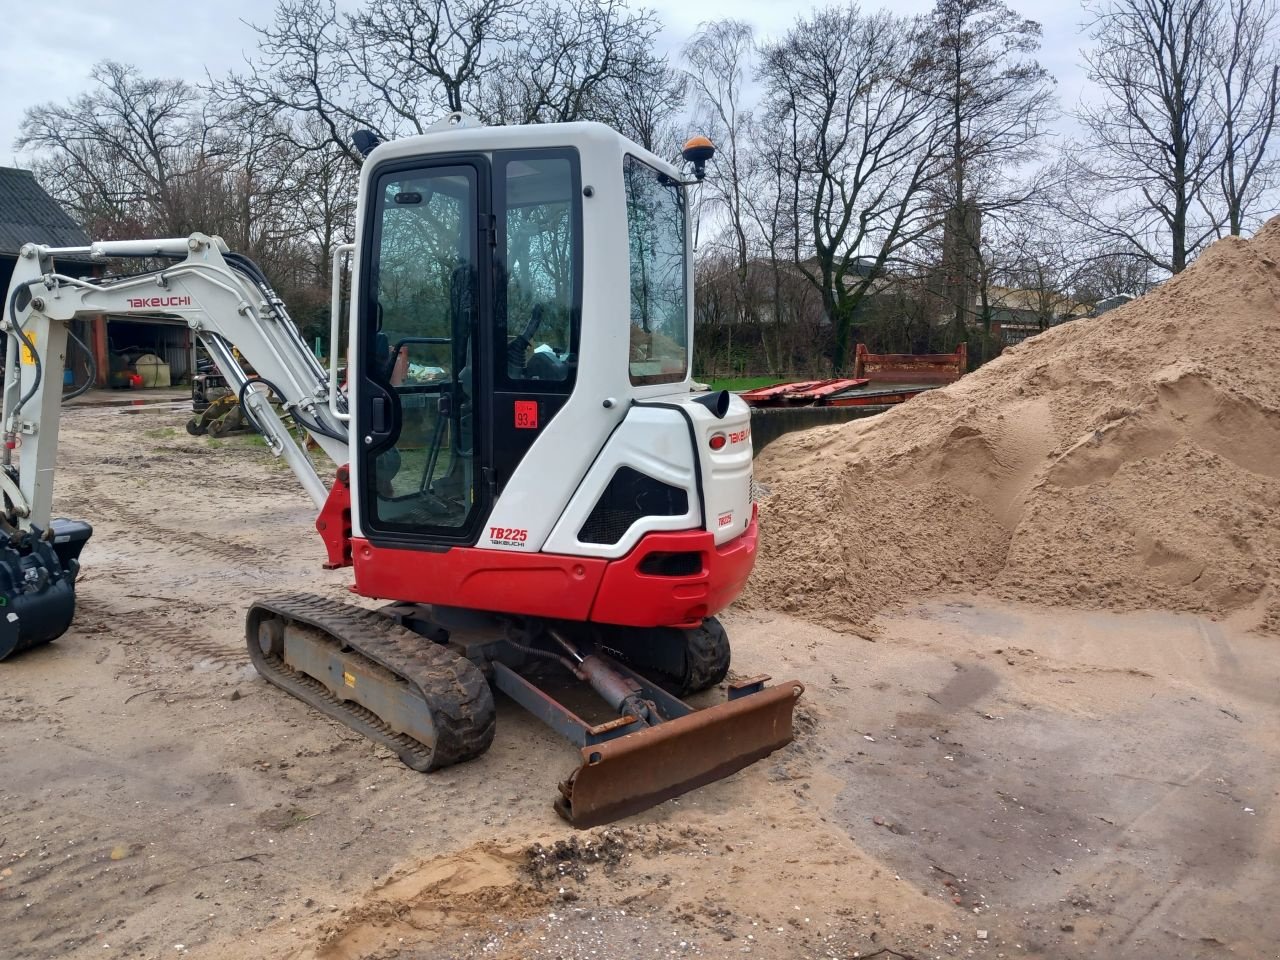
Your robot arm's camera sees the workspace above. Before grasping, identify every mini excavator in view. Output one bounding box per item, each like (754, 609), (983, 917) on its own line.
(0, 115), (802, 826)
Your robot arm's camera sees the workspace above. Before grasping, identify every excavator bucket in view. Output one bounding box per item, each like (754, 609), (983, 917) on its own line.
(554, 678), (804, 828)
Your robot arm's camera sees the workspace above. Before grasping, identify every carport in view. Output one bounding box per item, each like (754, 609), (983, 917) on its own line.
(99, 315), (195, 388)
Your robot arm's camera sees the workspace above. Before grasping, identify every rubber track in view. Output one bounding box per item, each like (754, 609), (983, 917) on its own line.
(246, 593), (495, 771)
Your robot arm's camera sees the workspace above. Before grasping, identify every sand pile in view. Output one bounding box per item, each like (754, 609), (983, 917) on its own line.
(748, 218), (1280, 633)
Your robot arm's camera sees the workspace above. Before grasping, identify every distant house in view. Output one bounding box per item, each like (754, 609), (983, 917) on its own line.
(0, 167), (194, 388)
(1090, 294), (1135, 316)
(983, 285), (1090, 346)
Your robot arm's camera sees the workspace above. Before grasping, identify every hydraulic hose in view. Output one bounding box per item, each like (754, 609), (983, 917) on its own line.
(237, 375), (345, 443)
(62, 326), (98, 402)
(237, 375), (287, 437)
(498, 635), (579, 674)
(222, 254), (346, 421)
(224, 253), (290, 327)
(6, 280), (43, 439)
(223, 251), (271, 289)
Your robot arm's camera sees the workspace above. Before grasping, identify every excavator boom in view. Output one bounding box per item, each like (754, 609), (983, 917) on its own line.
(2, 233), (347, 523)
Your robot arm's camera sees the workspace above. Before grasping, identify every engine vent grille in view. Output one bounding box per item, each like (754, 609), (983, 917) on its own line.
(578, 467), (688, 545)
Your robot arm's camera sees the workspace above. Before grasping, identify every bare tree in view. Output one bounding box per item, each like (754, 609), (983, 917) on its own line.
(759, 5), (944, 371)
(18, 58), (361, 348)
(684, 20), (757, 330)
(225, 0), (674, 163)
(1215, 0), (1280, 234)
(221, 0), (526, 162)
(1072, 249), (1161, 303)
(1074, 0), (1230, 273)
(19, 61), (210, 236)
(220, 0), (373, 165)
(742, 125), (808, 373)
(350, 0), (521, 123)
(917, 0), (1057, 336)
(602, 61), (688, 156)
(479, 0), (670, 128)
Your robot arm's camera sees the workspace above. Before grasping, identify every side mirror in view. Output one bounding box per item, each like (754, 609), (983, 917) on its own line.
(681, 136), (716, 182)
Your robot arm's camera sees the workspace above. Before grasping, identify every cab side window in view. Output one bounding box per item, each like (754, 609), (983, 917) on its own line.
(624, 154), (688, 386)
(496, 152), (580, 386)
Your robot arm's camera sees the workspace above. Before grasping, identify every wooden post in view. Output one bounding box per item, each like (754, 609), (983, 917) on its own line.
(91, 315), (109, 387)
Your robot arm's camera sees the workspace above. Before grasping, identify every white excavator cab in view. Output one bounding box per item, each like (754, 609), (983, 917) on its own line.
(346, 118), (754, 567)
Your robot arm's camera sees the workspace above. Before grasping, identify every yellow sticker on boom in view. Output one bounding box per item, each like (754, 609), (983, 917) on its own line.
(20, 332), (36, 366)
(343, 670), (356, 688)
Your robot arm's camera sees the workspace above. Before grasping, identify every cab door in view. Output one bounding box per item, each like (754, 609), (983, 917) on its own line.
(356, 158), (492, 546)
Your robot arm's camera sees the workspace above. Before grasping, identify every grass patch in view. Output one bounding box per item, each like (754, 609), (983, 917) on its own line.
(222, 428), (328, 474)
(701, 376), (788, 393)
(144, 427), (177, 440)
(196, 423), (336, 469)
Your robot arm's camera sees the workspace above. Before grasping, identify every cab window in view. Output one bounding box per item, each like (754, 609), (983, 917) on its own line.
(624, 154), (688, 386)
(496, 151), (581, 387)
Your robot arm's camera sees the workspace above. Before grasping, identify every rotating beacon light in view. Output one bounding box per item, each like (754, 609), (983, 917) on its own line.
(682, 135), (716, 181)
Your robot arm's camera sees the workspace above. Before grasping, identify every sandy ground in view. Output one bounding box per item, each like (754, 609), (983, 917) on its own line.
(1, 400), (1276, 960)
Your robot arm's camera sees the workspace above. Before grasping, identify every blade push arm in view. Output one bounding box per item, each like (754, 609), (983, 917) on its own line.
(1, 233), (349, 528)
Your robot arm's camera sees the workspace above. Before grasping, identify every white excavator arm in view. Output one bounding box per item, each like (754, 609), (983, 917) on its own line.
(1, 233), (349, 528)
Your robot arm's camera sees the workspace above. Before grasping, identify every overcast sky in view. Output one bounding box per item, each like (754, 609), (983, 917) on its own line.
(0, 0), (1094, 167)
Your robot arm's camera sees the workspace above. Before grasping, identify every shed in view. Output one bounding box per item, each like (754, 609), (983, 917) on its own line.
(0, 167), (94, 256)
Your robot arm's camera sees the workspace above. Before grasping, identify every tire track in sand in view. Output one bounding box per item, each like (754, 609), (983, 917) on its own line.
(75, 597), (248, 669)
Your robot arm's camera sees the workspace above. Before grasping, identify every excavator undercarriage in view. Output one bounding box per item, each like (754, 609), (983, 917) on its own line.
(247, 593), (802, 826)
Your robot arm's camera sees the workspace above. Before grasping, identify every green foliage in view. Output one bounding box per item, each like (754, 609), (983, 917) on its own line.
(702, 376), (787, 392)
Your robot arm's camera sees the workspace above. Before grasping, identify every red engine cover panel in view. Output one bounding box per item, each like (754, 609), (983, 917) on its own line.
(315, 465), (353, 569)
(588, 507), (758, 627)
(348, 509), (759, 628)
(351, 539), (609, 620)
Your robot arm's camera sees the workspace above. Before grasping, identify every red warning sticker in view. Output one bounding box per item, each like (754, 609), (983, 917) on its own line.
(514, 400), (539, 429)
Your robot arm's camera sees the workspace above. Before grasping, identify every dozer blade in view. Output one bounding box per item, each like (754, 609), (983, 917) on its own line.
(555, 679), (804, 828)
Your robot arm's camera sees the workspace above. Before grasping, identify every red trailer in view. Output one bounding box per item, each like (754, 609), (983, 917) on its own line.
(739, 377), (869, 406)
(740, 344), (967, 409)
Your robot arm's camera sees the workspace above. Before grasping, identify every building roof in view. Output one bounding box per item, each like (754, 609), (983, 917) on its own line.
(1091, 294), (1135, 316)
(985, 284), (1090, 321)
(0, 167), (90, 256)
